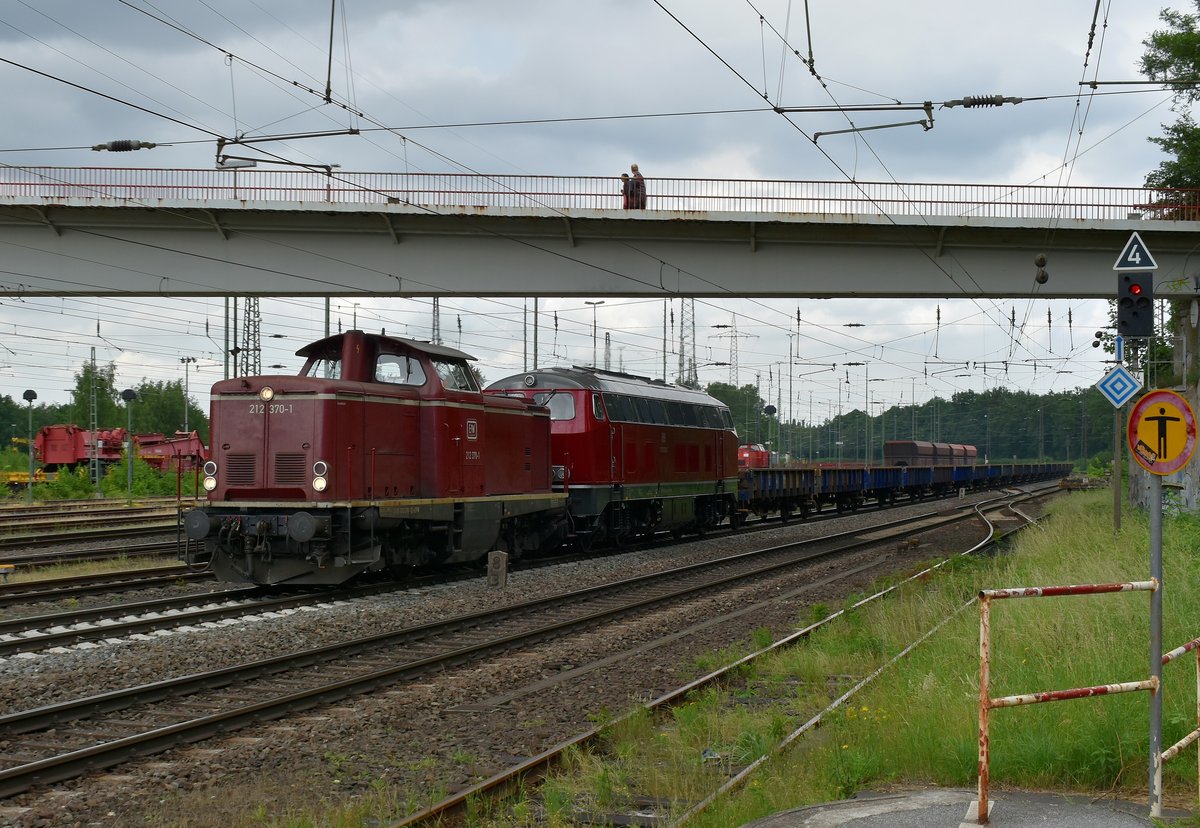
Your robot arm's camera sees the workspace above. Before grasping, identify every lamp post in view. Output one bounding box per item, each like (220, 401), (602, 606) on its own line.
(180, 356), (196, 433)
(984, 412), (990, 463)
(585, 300), (605, 367)
(22, 390), (36, 504)
(121, 389), (137, 505)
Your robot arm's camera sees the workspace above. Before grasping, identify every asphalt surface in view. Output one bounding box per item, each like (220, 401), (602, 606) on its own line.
(740, 787), (1193, 827)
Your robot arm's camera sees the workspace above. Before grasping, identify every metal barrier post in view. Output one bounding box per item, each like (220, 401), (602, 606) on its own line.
(978, 595), (992, 824)
(1150, 474), (1164, 816)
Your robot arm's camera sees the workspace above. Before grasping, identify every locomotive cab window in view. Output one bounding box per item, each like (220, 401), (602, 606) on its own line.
(533, 392), (576, 421)
(591, 393), (606, 421)
(431, 359), (479, 392)
(375, 354), (426, 386)
(303, 356), (341, 380)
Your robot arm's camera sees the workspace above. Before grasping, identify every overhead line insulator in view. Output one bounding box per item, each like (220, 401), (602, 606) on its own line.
(942, 95), (1023, 108)
(92, 140), (157, 152)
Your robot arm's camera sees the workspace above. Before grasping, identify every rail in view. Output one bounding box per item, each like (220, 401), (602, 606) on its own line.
(976, 578), (1200, 825)
(3, 166), (1199, 221)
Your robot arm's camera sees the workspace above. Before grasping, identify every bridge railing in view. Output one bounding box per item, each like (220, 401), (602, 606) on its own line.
(2, 166), (1198, 221)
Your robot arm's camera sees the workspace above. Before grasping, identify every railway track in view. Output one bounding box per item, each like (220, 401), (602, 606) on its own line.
(0, 500), (998, 798)
(0, 565), (212, 609)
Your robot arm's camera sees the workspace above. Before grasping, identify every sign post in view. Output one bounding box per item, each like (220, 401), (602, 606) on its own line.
(1127, 389), (1197, 817)
(1096, 339), (1141, 533)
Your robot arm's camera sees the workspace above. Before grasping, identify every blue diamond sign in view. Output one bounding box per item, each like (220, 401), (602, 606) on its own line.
(1096, 365), (1142, 408)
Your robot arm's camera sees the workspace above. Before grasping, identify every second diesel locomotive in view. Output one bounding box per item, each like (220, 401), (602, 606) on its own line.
(485, 366), (740, 544)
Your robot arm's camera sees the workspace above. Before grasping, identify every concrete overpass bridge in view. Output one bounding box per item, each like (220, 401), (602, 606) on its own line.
(0, 166), (1198, 300)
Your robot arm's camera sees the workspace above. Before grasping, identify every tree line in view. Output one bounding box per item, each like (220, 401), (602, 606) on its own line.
(704, 382), (1118, 468)
(1, 361), (208, 452)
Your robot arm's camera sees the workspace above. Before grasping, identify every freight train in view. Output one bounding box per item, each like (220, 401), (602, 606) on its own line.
(732, 440), (1058, 521)
(180, 330), (1071, 587)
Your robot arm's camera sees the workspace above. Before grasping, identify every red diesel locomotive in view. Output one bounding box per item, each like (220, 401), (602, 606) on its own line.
(737, 444), (771, 469)
(486, 367), (739, 545)
(182, 330), (565, 585)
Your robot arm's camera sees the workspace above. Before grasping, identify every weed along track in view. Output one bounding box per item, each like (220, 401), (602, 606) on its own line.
(0, 488), (1053, 826)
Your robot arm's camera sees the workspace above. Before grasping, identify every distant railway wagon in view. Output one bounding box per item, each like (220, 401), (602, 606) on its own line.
(736, 459), (1071, 521)
(883, 440), (978, 467)
(34, 425), (126, 471)
(1, 469), (52, 490)
(135, 432), (209, 473)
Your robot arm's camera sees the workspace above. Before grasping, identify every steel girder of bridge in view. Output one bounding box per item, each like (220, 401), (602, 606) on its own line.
(0, 199), (1198, 299)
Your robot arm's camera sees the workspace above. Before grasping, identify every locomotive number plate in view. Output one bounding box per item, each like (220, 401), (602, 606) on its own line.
(248, 403), (295, 415)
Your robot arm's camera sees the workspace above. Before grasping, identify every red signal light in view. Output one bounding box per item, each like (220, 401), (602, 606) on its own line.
(1129, 283), (1143, 296)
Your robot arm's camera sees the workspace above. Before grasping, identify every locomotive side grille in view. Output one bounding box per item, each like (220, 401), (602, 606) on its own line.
(225, 454), (257, 485)
(274, 453), (307, 485)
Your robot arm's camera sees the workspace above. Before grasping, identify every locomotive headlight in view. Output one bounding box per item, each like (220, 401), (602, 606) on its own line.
(312, 476), (328, 492)
(313, 460), (328, 477)
(259, 386), (275, 402)
(203, 460), (217, 477)
(203, 476), (217, 492)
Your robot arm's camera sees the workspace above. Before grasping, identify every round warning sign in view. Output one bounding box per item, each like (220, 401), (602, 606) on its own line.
(1127, 389), (1197, 475)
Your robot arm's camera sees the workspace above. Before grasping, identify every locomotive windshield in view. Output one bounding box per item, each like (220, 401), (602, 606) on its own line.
(431, 358), (479, 392)
(302, 356), (341, 379)
(533, 392), (576, 421)
(375, 354), (427, 385)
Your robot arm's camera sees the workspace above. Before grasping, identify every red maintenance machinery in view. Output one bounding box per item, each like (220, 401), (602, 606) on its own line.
(34, 425), (125, 471)
(34, 425), (208, 473)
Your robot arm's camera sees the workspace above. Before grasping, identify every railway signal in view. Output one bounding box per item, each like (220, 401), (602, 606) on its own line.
(1117, 273), (1153, 338)
(1113, 232), (1156, 339)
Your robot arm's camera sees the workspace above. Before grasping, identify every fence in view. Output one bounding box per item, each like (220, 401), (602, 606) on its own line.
(2, 166), (1198, 221)
(976, 579), (1178, 825)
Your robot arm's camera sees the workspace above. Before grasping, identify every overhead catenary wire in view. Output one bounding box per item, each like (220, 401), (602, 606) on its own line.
(0, 3), (1123, 408)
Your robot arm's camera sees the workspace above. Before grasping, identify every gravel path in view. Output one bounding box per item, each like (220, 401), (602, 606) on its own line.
(0, 490), (1045, 827)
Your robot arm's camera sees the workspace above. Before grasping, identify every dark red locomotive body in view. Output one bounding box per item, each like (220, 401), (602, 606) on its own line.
(485, 367), (739, 543)
(183, 331), (565, 585)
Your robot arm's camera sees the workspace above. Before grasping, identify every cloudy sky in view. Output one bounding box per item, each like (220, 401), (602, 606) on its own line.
(0, 0), (1184, 425)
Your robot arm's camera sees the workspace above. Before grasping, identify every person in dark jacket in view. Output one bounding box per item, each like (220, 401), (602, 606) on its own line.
(630, 163), (647, 209)
(620, 173), (632, 209)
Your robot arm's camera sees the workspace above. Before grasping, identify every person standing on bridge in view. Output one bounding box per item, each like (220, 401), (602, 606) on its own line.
(619, 173), (632, 209)
(630, 163), (647, 209)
